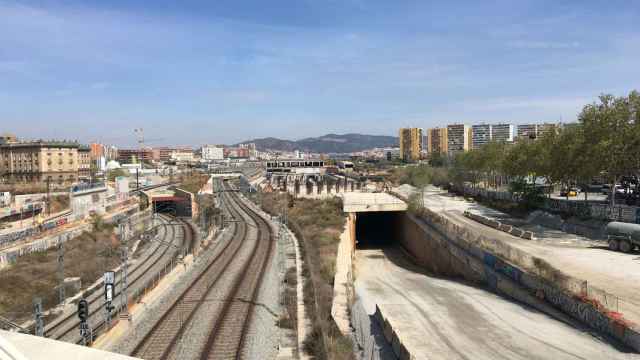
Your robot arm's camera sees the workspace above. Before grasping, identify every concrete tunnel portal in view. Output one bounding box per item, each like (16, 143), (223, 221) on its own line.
(354, 211), (404, 248)
(342, 193), (408, 249)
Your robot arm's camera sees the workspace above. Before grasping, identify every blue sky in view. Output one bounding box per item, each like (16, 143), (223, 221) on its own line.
(1, 0), (638, 146)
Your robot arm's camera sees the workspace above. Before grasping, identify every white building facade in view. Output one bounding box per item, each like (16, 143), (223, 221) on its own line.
(201, 145), (225, 161)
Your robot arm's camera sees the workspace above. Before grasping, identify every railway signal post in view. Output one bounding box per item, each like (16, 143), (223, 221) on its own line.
(77, 298), (90, 345)
(104, 271), (115, 329)
(119, 221), (131, 321)
(33, 297), (44, 337)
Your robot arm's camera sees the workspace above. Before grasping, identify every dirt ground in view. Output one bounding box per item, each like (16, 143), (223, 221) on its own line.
(0, 225), (121, 324)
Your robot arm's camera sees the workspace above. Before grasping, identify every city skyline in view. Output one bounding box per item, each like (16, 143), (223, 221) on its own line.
(1, 1), (639, 146)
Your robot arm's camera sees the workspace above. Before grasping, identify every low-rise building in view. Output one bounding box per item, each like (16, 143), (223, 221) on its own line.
(170, 148), (195, 162)
(117, 148), (153, 164)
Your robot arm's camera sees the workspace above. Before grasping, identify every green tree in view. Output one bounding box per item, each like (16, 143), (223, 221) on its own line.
(107, 168), (129, 182)
(579, 91), (640, 207)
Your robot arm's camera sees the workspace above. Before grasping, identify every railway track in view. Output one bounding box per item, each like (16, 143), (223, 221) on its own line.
(200, 187), (274, 360)
(45, 213), (193, 343)
(132, 180), (274, 360)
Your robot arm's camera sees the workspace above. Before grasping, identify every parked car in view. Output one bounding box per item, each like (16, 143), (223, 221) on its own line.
(560, 187), (579, 197)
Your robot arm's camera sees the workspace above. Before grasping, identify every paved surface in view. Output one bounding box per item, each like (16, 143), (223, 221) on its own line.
(342, 192), (407, 212)
(1, 330), (139, 360)
(414, 187), (640, 326)
(355, 247), (638, 360)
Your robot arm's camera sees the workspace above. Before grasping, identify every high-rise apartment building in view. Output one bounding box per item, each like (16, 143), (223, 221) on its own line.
(399, 128), (423, 161)
(427, 128), (448, 154)
(491, 124), (515, 143)
(537, 123), (557, 138)
(447, 124), (471, 155)
(517, 124), (538, 140)
(471, 124), (492, 149)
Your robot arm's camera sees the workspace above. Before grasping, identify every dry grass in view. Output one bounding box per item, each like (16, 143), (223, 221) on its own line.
(177, 173), (209, 194)
(0, 224), (120, 323)
(49, 195), (70, 213)
(260, 193), (353, 360)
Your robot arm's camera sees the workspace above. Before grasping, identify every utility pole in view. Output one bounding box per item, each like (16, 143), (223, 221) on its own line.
(57, 235), (66, 305)
(119, 221), (130, 321)
(33, 297), (44, 337)
(45, 177), (51, 216)
(134, 128), (144, 191)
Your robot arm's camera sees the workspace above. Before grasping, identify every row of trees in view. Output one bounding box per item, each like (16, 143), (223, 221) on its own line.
(438, 91), (640, 206)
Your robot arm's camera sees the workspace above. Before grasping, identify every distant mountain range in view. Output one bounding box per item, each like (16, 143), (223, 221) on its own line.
(236, 133), (398, 154)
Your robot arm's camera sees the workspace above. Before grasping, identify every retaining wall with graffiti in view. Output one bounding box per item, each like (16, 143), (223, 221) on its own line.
(390, 190), (640, 352)
(0, 206), (149, 269)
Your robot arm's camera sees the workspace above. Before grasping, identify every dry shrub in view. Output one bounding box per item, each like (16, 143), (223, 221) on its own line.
(0, 228), (120, 323)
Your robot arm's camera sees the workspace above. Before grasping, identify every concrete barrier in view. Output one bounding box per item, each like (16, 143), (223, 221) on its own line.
(509, 228), (524, 237)
(374, 306), (412, 360)
(463, 211), (534, 240)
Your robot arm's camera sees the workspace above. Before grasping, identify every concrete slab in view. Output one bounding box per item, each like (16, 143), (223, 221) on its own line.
(0, 330), (139, 360)
(354, 248), (634, 360)
(341, 192), (407, 213)
(421, 190), (640, 327)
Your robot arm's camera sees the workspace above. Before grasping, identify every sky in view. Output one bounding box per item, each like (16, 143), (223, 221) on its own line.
(1, 0), (639, 147)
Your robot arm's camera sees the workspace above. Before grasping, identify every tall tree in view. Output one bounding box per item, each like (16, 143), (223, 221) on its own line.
(579, 91), (640, 207)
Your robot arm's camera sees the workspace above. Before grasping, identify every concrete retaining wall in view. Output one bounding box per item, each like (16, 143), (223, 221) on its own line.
(0, 206), (148, 269)
(351, 300), (396, 360)
(395, 206), (640, 352)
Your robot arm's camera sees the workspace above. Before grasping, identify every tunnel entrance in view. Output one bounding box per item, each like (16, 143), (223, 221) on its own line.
(154, 200), (177, 214)
(152, 196), (190, 217)
(355, 211), (404, 249)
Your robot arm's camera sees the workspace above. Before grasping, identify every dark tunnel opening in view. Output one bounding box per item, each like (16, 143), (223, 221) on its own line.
(355, 211), (404, 249)
(153, 200), (178, 215)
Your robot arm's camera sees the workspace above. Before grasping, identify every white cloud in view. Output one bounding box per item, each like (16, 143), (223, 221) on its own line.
(508, 40), (581, 49)
(90, 82), (110, 90)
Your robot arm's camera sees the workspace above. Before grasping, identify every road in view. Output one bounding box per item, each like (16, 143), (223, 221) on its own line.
(355, 247), (638, 360)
